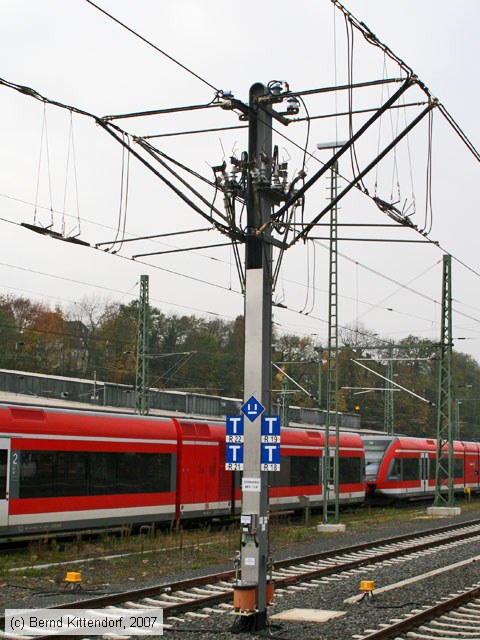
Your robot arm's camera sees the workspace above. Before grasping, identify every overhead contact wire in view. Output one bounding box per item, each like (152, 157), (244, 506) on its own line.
(83, 0), (221, 94)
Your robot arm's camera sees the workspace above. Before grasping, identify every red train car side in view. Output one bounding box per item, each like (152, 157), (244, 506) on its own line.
(0, 405), (180, 535)
(234, 428), (365, 512)
(0, 404), (366, 537)
(174, 419), (231, 519)
(363, 435), (480, 500)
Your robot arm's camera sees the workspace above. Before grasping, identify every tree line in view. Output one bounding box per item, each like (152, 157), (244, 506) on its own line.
(0, 293), (479, 439)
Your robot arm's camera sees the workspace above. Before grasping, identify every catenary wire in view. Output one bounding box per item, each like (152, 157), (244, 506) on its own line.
(107, 134), (130, 253)
(0, 76), (231, 234)
(0, 75), (476, 360)
(3, 73), (480, 335)
(0, 193), (226, 265)
(34, 105), (54, 228)
(3, 205), (480, 330)
(0, 260), (238, 322)
(314, 240), (480, 325)
(332, 0), (480, 165)
(4, 195), (480, 331)
(0, 72), (443, 257)
(61, 111), (82, 237)
(83, 0), (221, 94)
(140, 102), (426, 140)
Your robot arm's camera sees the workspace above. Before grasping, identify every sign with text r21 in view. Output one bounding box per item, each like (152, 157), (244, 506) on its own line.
(225, 442), (244, 471)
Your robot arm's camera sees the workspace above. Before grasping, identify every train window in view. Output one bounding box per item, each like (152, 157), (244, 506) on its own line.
(103, 452), (172, 495)
(454, 458), (464, 478)
(402, 458), (419, 481)
(387, 458), (419, 481)
(387, 458), (402, 480)
(0, 450), (7, 499)
(339, 457), (362, 484)
(19, 452), (54, 498)
(269, 460), (290, 488)
(428, 458), (464, 480)
(269, 456), (320, 488)
(55, 452), (89, 497)
(291, 456), (320, 486)
(18, 450), (173, 498)
(365, 462), (379, 480)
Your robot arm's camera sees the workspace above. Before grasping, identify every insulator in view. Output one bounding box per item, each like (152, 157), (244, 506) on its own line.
(286, 96), (300, 114)
(259, 168), (269, 185)
(272, 174), (282, 189)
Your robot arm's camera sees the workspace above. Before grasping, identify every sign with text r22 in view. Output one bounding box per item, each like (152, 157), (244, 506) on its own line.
(261, 442), (281, 471)
(225, 442), (244, 471)
(226, 415), (244, 443)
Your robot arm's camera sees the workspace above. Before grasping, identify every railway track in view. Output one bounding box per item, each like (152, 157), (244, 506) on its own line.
(3, 517), (480, 638)
(357, 582), (480, 639)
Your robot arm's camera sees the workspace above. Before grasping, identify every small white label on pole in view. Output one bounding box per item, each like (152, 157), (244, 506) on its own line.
(245, 557), (256, 566)
(242, 477), (261, 492)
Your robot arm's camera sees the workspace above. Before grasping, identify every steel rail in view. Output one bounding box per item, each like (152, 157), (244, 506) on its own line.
(358, 582), (480, 640)
(3, 517), (480, 637)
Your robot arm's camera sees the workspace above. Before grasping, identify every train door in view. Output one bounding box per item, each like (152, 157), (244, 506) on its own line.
(0, 438), (10, 529)
(420, 452), (429, 493)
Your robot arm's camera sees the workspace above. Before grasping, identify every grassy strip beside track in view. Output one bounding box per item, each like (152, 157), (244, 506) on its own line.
(1, 499), (479, 608)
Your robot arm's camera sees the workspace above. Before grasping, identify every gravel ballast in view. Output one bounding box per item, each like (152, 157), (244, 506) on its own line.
(3, 508), (480, 639)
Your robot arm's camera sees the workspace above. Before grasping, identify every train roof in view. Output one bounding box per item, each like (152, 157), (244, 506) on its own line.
(0, 404), (179, 441)
(0, 402), (369, 447)
(387, 435), (466, 452)
(282, 426), (363, 447)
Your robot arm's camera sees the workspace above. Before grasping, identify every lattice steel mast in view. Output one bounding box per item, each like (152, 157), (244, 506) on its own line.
(323, 161), (340, 525)
(135, 274), (150, 415)
(384, 346), (395, 435)
(433, 255), (454, 507)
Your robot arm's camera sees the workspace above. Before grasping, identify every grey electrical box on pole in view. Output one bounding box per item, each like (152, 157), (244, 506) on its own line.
(234, 83), (273, 631)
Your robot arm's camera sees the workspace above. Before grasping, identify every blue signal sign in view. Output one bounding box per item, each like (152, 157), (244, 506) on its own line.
(241, 396), (265, 422)
(226, 415), (244, 443)
(225, 442), (244, 471)
(261, 415), (281, 443)
(261, 442), (281, 471)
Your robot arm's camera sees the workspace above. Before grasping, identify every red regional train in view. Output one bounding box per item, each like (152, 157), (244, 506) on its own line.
(363, 435), (480, 500)
(0, 404), (365, 537)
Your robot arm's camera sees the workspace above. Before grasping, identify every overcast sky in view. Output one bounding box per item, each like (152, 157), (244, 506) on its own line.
(0, 1), (479, 365)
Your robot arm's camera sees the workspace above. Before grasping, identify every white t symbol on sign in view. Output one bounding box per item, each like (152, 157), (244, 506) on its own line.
(263, 417), (277, 434)
(230, 445), (241, 461)
(264, 445), (276, 462)
(229, 417), (242, 433)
